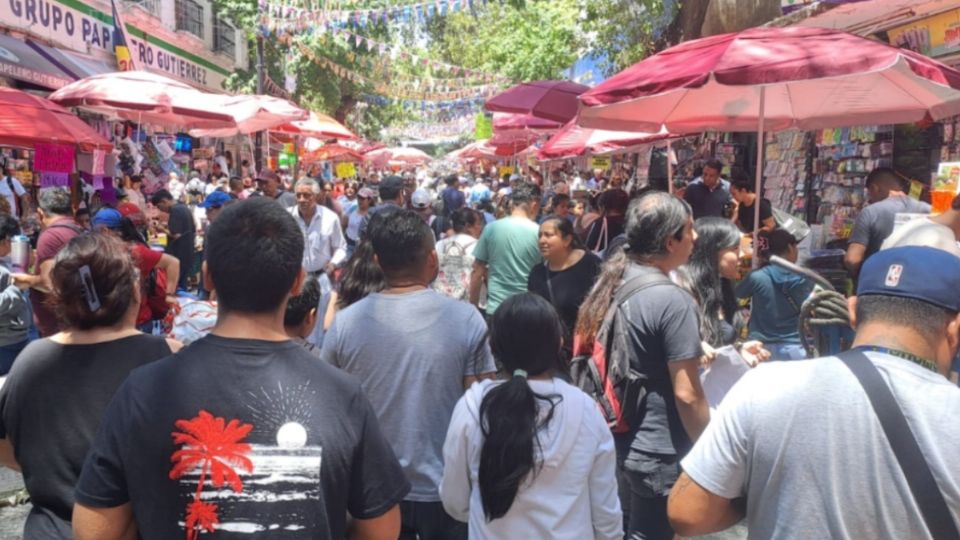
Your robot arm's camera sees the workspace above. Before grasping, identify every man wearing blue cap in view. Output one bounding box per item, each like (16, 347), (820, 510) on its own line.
(201, 190), (233, 224)
(669, 246), (960, 539)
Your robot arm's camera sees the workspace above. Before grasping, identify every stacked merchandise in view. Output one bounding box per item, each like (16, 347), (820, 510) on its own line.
(810, 126), (894, 248)
(762, 130), (810, 217)
(940, 115), (960, 163)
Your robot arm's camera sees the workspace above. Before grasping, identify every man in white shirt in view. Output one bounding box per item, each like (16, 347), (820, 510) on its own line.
(668, 246), (960, 539)
(0, 167), (29, 219)
(289, 178), (346, 347)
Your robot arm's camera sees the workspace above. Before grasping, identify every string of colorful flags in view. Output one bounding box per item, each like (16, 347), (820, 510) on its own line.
(259, 0), (487, 31)
(296, 41), (500, 101)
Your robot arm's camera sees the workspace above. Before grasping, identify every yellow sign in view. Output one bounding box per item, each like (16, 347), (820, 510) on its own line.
(497, 165), (515, 178)
(909, 180), (924, 200)
(888, 8), (960, 58)
(336, 162), (357, 179)
(527, 156), (538, 168)
(590, 156), (611, 170)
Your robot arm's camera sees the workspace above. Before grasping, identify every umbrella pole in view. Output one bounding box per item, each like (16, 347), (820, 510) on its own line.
(667, 140), (674, 194)
(752, 86), (766, 269)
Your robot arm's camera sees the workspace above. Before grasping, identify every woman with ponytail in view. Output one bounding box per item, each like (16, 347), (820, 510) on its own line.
(440, 293), (622, 539)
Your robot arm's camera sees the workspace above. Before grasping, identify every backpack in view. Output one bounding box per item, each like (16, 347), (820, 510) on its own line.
(433, 236), (476, 302)
(570, 271), (672, 433)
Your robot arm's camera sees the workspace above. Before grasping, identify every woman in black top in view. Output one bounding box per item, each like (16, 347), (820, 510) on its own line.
(0, 233), (181, 538)
(528, 217), (602, 361)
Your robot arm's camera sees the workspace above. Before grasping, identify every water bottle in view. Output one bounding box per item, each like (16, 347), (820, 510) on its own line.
(11, 235), (29, 272)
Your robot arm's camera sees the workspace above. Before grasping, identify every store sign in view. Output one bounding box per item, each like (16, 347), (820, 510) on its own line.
(888, 9), (960, 58)
(590, 155), (611, 170)
(335, 162), (356, 179)
(35, 143), (74, 173)
(0, 0), (230, 91)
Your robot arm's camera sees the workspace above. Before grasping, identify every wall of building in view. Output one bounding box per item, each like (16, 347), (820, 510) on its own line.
(0, 0), (246, 92)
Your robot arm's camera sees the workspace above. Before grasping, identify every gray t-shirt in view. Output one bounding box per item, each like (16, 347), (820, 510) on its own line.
(682, 351), (960, 539)
(849, 196), (930, 261)
(620, 264), (703, 459)
(321, 289), (495, 502)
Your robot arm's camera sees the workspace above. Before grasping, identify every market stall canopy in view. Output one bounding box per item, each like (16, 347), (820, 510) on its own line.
(364, 146), (432, 166)
(0, 87), (112, 152)
(492, 112), (563, 131)
(303, 143), (364, 163)
(49, 71), (235, 130)
(538, 121), (674, 160)
(189, 95), (308, 137)
(578, 26), (960, 134)
(273, 111), (357, 140)
(486, 80), (591, 123)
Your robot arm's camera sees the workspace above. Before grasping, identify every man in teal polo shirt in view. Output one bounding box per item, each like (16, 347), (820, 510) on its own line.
(469, 182), (541, 315)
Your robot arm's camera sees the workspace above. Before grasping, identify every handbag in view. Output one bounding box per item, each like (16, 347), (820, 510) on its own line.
(837, 349), (960, 540)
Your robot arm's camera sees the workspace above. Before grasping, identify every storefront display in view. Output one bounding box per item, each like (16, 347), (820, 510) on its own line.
(762, 130), (811, 218)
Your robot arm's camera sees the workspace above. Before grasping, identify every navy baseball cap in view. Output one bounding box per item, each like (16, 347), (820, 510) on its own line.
(202, 191), (232, 209)
(857, 246), (960, 312)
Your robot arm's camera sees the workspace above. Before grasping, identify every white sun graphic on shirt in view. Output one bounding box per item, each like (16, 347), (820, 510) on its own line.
(276, 422), (308, 449)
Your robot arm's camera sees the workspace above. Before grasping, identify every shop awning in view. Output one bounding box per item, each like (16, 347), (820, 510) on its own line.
(0, 34), (73, 89)
(26, 41), (115, 81)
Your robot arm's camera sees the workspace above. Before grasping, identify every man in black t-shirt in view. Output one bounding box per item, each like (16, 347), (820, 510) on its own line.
(730, 179), (775, 234)
(151, 189), (196, 291)
(73, 198), (409, 540)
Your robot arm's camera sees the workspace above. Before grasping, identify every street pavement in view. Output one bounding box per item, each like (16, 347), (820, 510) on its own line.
(0, 467), (27, 538)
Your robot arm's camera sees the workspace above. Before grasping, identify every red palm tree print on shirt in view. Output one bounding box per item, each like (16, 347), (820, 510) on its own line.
(170, 410), (255, 540)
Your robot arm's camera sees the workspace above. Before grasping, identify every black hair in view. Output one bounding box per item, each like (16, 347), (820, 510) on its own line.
(479, 293), (563, 521)
(116, 216), (147, 245)
(865, 167), (904, 191)
(367, 208), (434, 276)
(284, 276), (321, 327)
(75, 208), (90, 218)
(150, 189), (174, 205)
(379, 176), (403, 201)
(551, 193), (570, 208)
(129, 175), (143, 184)
(540, 216), (583, 250)
(336, 239), (386, 309)
(856, 295), (956, 345)
(509, 182), (542, 207)
(757, 228), (797, 260)
(451, 207), (483, 234)
(704, 159), (724, 173)
(0, 214), (20, 241)
(206, 198), (304, 313)
(445, 175), (459, 186)
(678, 217), (742, 347)
(731, 179), (755, 193)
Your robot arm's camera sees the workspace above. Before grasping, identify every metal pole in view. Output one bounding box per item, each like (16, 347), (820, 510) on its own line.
(667, 140), (674, 194)
(752, 86), (766, 269)
(255, 34), (265, 173)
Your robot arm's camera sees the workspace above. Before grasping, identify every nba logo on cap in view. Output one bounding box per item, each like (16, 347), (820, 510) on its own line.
(885, 264), (903, 287)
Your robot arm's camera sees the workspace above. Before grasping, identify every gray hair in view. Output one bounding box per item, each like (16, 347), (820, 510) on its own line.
(39, 188), (72, 216)
(294, 178), (321, 194)
(625, 191), (692, 260)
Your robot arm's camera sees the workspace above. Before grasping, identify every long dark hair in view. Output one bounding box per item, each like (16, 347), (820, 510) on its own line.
(479, 293), (563, 521)
(336, 239), (386, 309)
(678, 217), (741, 346)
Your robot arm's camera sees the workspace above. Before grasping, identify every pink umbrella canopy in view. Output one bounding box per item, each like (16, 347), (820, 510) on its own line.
(0, 87), (112, 152)
(492, 112), (563, 131)
(486, 80), (590, 123)
(538, 121), (674, 160)
(189, 94), (308, 137)
(365, 146), (432, 167)
(578, 26), (960, 133)
(273, 111), (357, 140)
(49, 71), (235, 130)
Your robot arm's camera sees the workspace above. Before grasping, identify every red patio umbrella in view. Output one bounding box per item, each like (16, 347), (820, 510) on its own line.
(486, 80), (590, 123)
(365, 147), (432, 167)
(538, 121), (673, 160)
(303, 143), (364, 163)
(49, 71), (235, 130)
(578, 26), (960, 254)
(492, 112), (563, 131)
(0, 87), (112, 152)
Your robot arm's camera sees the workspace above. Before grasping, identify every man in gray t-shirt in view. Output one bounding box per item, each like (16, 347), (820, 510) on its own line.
(669, 246), (960, 539)
(321, 208), (496, 539)
(845, 167), (929, 277)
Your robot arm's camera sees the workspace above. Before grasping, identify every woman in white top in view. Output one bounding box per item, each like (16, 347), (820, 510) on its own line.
(440, 293), (622, 540)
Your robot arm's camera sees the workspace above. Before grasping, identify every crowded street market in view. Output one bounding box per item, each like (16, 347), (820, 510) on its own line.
(0, 0), (957, 538)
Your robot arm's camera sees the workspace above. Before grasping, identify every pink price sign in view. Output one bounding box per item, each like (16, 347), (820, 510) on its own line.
(34, 143), (75, 173)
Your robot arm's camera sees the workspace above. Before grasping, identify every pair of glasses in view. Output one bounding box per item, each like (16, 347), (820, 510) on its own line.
(295, 193), (314, 199)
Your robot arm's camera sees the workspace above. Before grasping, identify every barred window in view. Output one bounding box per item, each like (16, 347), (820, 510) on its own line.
(213, 18), (235, 58)
(175, 0), (204, 38)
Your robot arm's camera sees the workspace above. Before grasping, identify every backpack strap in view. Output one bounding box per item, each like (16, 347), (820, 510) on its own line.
(837, 349), (960, 540)
(600, 270), (673, 352)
